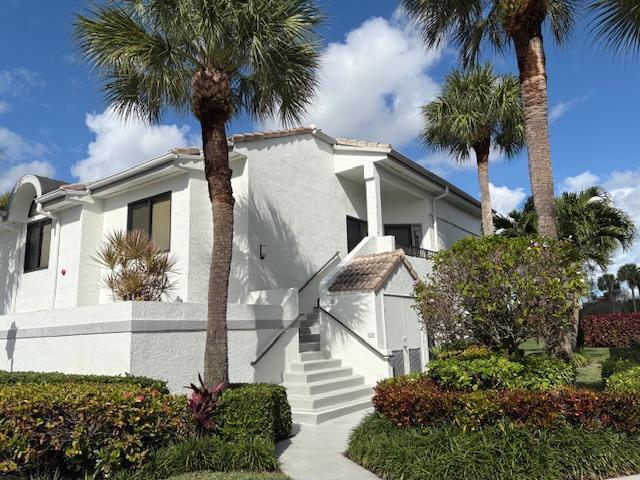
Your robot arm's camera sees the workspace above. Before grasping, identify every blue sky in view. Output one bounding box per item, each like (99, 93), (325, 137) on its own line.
(1, 0), (640, 270)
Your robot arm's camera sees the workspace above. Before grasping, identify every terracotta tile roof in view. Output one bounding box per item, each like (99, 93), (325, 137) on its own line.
(170, 147), (201, 155)
(229, 127), (315, 144)
(329, 249), (418, 293)
(335, 138), (392, 149)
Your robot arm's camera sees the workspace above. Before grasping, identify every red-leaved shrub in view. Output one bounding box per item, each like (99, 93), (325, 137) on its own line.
(373, 376), (640, 433)
(583, 313), (640, 347)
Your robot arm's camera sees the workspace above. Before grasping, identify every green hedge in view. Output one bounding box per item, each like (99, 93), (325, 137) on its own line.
(218, 384), (291, 442)
(0, 383), (194, 477)
(607, 366), (640, 394)
(0, 370), (168, 392)
(426, 351), (575, 391)
(347, 413), (640, 480)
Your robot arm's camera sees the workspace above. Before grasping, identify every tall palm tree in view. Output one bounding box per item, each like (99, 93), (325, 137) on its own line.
(422, 64), (524, 236)
(401, 0), (582, 239)
(74, 0), (322, 387)
(618, 263), (640, 312)
(597, 273), (622, 312)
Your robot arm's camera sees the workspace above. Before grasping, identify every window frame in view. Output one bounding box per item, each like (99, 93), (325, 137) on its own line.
(23, 218), (53, 273)
(126, 191), (172, 251)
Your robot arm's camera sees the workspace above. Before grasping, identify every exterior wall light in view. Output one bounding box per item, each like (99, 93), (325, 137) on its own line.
(260, 244), (266, 260)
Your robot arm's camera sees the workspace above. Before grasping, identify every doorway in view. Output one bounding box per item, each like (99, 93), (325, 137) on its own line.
(383, 293), (425, 376)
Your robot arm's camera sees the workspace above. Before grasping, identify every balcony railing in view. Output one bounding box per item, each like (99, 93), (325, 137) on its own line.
(397, 244), (437, 260)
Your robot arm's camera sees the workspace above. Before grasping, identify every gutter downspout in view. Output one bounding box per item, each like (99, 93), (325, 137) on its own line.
(37, 204), (61, 310)
(432, 187), (449, 251)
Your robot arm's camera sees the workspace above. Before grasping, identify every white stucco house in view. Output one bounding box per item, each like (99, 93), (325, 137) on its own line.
(0, 127), (481, 423)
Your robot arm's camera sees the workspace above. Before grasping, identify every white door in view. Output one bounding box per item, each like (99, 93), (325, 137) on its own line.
(383, 294), (426, 376)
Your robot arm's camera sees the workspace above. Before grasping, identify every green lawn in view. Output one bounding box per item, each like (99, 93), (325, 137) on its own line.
(167, 473), (291, 480)
(520, 339), (640, 390)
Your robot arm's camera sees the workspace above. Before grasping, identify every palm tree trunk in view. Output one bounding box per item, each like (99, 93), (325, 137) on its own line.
(514, 31), (558, 240)
(475, 144), (494, 236)
(200, 111), (234, 388)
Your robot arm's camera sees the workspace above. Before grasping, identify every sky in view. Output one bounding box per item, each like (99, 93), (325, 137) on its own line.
(1, 0), (639, 273)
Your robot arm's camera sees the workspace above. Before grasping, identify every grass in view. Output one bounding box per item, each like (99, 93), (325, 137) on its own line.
(166, 473), (291, 480)
(347, 413), (640, 480)
(520, 339), (640, 390)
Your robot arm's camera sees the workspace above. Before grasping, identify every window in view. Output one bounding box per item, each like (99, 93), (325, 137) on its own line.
(127, 192), (171, 250)
(346, 216), (368, 252)
(384, 224), (423, 248)
(24, 219), (52, 272)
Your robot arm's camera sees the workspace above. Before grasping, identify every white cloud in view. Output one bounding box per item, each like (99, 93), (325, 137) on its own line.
(0, 68), (43, 97)
(489, 183), (526, 216)
(419, 147), (507, 178)
(0, 101), (9, 114)
(549, 92), (592, 123)
(560, 171), (600, 192)
(71, 109), (192, 183)
(0, 161), (55, 192)
(0, 127), (48, 162)
(299, 10), (442, 148)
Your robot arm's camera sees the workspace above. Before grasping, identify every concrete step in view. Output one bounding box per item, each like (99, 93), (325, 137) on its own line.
(288, 385), (373, 410)
(283, 366), (353, 384)
(299, 333), (320, 344)
(298, 326), (320, 335)
(290, 358), (342, 372)
(299, 342), (321, 352)
(299, 350), (331, 361)
(283, 375), (365, 396)
(291, 398), (372, 425)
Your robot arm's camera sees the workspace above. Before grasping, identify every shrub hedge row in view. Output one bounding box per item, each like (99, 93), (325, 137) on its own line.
(607, 366), (640, 394)
(583, 313), (640, 347)
(347, 413), (640, 480)
(426, 354), (575, 391)
(0, 383), (194, 476)
(0, 370), (168, 392)
(373, 375), (640, 432)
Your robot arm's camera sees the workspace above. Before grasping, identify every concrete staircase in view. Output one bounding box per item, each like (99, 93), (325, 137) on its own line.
(282, 311), (373, 424)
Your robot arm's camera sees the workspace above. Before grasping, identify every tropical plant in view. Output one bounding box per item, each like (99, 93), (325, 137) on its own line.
(75, 0), (322, 386)
(590, 0), (640, 55)
(94, 229), (178, 301)
(597, 273), (622, 312)
(422, 64), (524, 236)
(618, 263), (640, 312)
(495, 187), (637, 271)
(414, 236), (586, 357)
(0, 193), (9, 211)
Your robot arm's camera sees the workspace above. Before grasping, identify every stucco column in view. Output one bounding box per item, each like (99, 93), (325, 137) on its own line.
(364, 162), (383, 237)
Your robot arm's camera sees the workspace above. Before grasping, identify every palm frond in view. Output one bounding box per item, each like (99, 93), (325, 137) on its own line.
(589, 0), (640, 56)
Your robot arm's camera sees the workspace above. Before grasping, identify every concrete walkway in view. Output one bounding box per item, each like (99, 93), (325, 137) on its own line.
(276, 410), (379, 480)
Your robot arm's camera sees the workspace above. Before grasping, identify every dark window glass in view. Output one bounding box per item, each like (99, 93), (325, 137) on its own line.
(24, 219), (52, 272)
(384, 224), (412, 248)
(127, 192), (171, 250)
(346, 216), (368, 252)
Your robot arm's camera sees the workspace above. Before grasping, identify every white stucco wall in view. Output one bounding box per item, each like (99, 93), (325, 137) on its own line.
(0, 229), (19, 315)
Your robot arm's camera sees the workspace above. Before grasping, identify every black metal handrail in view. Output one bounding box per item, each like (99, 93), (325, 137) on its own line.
(316, 306), (390, 362)
(397, 244), (437, 260)
(250, 316), (300, 366)
(299, 251), (340, 293)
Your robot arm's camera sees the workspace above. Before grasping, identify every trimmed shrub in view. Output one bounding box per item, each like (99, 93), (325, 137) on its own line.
(583, 313), (640, 347)
(0, 383), (194, 476)
(346, 413), (640, 480)
(217, 384), (291, 442)
(0, 370), (168, 392)
(607, 366), (640, 394)
(435, 345), (493, 361)
(373, 375), (640, 433)
(414, 236), (586, 354)
(426, 351), (575, 391)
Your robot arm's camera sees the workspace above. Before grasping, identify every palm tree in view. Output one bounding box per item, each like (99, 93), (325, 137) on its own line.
(401, 0), (582, 239)
(422, 64), (524, 236)
(590, 0), (640, 55)
(74, 0), (322, 387)
(496, 186), (637, 270)
(618, 263), (640, 312)
(597, 273), (622, 312)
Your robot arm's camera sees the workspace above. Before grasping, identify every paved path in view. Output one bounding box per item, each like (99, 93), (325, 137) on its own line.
(276, 410), (379, 480)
